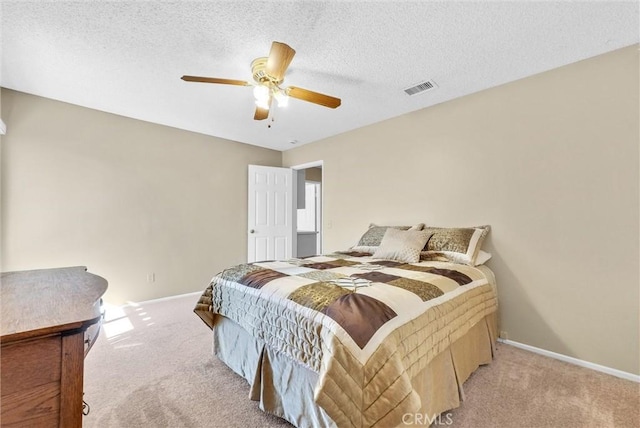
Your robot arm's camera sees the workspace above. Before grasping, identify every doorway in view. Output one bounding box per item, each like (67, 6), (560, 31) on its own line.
(292, 162), (323, 257)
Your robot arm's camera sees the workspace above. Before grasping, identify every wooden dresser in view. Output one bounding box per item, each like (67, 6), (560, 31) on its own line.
(1, 266), (107, 427)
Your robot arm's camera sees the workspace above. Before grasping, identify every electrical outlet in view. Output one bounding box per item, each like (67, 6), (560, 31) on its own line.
(499, 331), (508, 340)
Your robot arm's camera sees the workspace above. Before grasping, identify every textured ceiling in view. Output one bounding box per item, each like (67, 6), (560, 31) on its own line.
(1, 1), (638, 151)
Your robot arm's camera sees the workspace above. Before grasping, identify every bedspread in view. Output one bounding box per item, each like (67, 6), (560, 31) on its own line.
(195, 253), (498, 427)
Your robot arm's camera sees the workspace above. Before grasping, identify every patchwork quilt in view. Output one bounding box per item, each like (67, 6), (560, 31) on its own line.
(195, 252), (498, 427)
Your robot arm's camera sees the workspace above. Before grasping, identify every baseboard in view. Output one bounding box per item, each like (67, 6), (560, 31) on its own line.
(123, 291), (202, 307)
(497, 338), (640, 383)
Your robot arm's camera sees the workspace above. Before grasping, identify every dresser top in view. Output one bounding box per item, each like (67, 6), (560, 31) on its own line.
(1, 266), (108, 342)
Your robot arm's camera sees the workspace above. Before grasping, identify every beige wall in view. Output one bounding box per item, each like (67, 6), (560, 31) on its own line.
(284, 45), (640, 375)
(305, 167), (322, 182)
(1, 89), (282, 304)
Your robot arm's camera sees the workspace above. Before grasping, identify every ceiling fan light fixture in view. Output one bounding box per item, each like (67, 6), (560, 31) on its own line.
(255, 98), (270, 110)
(273, 90), (289, 107)
(253, 85), (270, 103)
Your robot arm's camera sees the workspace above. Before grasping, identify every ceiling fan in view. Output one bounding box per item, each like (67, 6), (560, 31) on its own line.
(181, 41), (341, 121)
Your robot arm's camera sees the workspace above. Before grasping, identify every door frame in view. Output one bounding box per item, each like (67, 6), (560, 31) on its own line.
(291, 160), (324, 254)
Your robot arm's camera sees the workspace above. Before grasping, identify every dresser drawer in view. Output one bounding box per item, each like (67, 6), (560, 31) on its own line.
(1, 336), (62, 426)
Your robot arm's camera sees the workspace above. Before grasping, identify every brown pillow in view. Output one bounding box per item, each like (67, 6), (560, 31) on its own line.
(420, 225), (490, 265)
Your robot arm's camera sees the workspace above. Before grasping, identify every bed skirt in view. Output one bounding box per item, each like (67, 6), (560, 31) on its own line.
(212, 311), (498, 428)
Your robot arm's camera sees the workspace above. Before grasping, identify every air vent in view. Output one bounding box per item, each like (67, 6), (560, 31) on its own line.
(404, 79), (437, 96)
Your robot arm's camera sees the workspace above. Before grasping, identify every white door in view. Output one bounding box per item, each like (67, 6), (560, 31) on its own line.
(248, 165), (295, 262)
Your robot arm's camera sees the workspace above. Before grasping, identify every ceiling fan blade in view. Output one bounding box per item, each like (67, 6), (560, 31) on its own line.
(266, 42), (296, 82)
(254, 96), (272, 120)
(181, 75), (250, 86)
(287, 86), (341, 109)
(254, 106), (269, 120)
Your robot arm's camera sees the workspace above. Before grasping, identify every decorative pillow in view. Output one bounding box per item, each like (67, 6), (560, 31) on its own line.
(351, 223), (424, 253)
(373, 228), (433, 263)
(420, 225), (490, 265)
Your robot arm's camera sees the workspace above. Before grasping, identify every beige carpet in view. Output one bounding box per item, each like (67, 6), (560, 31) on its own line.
(84, 293), (639, 428)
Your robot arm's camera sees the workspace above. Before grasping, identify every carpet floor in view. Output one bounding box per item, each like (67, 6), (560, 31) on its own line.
(83, 293), (639, 428)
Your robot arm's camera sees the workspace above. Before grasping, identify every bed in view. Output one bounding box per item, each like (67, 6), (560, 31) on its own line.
(194, 224), (498, 428)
